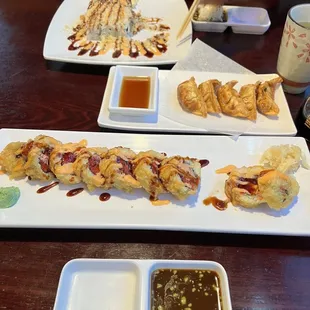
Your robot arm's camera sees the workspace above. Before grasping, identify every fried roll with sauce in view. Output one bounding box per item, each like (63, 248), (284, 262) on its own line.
(0, 141), (26, 179)
(225, 166), (299, 210)
(49, 140), (87, 185)
(159, 156), (201, 200)
(24, 135), (61, 181)
(132, 150), (166, 200)
(99, 147), (141, 192)
(74, 147), (108, 191)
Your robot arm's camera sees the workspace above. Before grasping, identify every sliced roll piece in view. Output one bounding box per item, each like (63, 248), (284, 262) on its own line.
(74, 147), (108, 191)
(24, 135), (61, 181)
(159, 156), (201, 200)
(132, 150), (166, 200)
(100, 147), (141, 192)
(0, 141), (26, 179)
(49, 140), (87, 185)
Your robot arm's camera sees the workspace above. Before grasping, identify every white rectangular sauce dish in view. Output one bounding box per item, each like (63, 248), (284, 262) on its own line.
(53, 259), (232, 310)
(192, 6), (271, 35)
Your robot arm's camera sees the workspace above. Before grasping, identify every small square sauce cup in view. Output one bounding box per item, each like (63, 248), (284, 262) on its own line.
(108, 65), (158, 116)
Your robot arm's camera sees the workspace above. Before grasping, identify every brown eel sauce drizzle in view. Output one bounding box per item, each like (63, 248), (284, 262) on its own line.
(66, 188), (84, 197)
(99, 193), (111, 202)
(37, 182), (59, 194)
(203, 196), (228, 211)
(199, 159), (210, 168)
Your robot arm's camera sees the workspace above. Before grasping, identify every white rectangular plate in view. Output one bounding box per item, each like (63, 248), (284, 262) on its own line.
(54, 259), (232, 310)
(1, 129), (309, 235)
(43, 0), (192, 65)
(97, 68), (297, 135)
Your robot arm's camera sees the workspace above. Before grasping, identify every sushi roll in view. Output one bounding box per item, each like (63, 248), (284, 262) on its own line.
(74, 147), (108, 191)
(132, 150), (166, 200)
(159, 156), (201, 200)
(99, 147), (141, 192)
(0, 141), (26, 179)
(24, 135), (61, 181)
(49, 140), (87, 185)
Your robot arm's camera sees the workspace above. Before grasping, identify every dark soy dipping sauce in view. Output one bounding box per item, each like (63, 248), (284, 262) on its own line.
(37, 182), (59, 194)
(99, 193), (111, 202)
(66, 188), (84, 197)
(151, 269), (222, 310)
(203, 196), (228, 211)
(199, 159), (210, 168)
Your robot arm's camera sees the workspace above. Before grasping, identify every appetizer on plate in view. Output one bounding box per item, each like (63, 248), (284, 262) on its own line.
(225, 166), (299, 210)
(100, 147), (141, 192)
(67, 0), (170, 58)
(159, 156), (201, 200)
(239, 82), (260, 121)
(176, 76), (283, 121)
(132, 150), (167, 200)
(0, 142), (26, 180)
(49, 140), (87, 185)
(177, 77), (207, 117)
(0, 135), (203, 201)
(260, 144), (310, 174)
(256, 77), (283, 116)
(74, 147), (108, 191)
(198, 79), (222, 114)
(217, 81), (249, 118)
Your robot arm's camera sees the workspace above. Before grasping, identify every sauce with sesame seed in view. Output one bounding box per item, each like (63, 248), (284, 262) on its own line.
(151, 269), (222, 310)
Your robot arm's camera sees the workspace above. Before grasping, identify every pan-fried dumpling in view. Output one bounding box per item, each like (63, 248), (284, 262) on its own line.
(256, 77), (283, 116)
(198, 79), (222, 114)
(239, 82), (260, 121)
(177, 77), (207, 117)
(217, 81), (249, 118)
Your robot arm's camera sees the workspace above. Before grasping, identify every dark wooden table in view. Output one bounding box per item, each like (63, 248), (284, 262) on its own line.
(1, 1), (310, 309)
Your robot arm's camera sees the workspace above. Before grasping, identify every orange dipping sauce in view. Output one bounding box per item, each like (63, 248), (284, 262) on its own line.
(119, 76), (150, 109)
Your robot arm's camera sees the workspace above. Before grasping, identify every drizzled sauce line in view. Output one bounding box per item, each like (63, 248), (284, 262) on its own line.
(37, 182), (59, 194)
(67, 188), (84, 197)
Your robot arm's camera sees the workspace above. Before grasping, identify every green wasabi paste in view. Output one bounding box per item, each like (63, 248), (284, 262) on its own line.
(0, 187), (21, 209)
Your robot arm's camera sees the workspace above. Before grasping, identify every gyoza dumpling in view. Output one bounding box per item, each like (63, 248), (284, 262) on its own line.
(239, 82), (260, 121)
(24, 135), (61, 181)
(0, 142), (26, 179)
(198, 79), (222, 113)
(218, 81), (249, 118)
(99, 147), (141, 192)
(49, 140), (87, 185)
(256, 77), (283, 116)
(132, 150), (166, 200)
(177, 77), (207, 117)
(159, 156), (201, 200)
(74, 147), (108, 191)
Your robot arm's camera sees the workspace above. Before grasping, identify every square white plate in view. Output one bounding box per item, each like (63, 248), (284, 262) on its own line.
(54, 259), (232, 310)
(98, 68), (297, 135)
(0, 129), (310, 236)
(43, 0), (192, 65)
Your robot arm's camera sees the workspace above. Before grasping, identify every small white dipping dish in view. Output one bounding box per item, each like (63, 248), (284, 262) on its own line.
(109, 65), (158, 116)
(192, 6), (271, 35)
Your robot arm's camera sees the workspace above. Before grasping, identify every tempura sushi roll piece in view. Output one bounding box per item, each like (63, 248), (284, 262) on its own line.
(132, 150), (166, 200)
(100, 147), (141, 192)
(0, 141), (26, 179)
(24, 135), (61, 181)
(49, 140), (87, 185)
(159, 156), (201, 200)
(74, 147), (108, 191)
